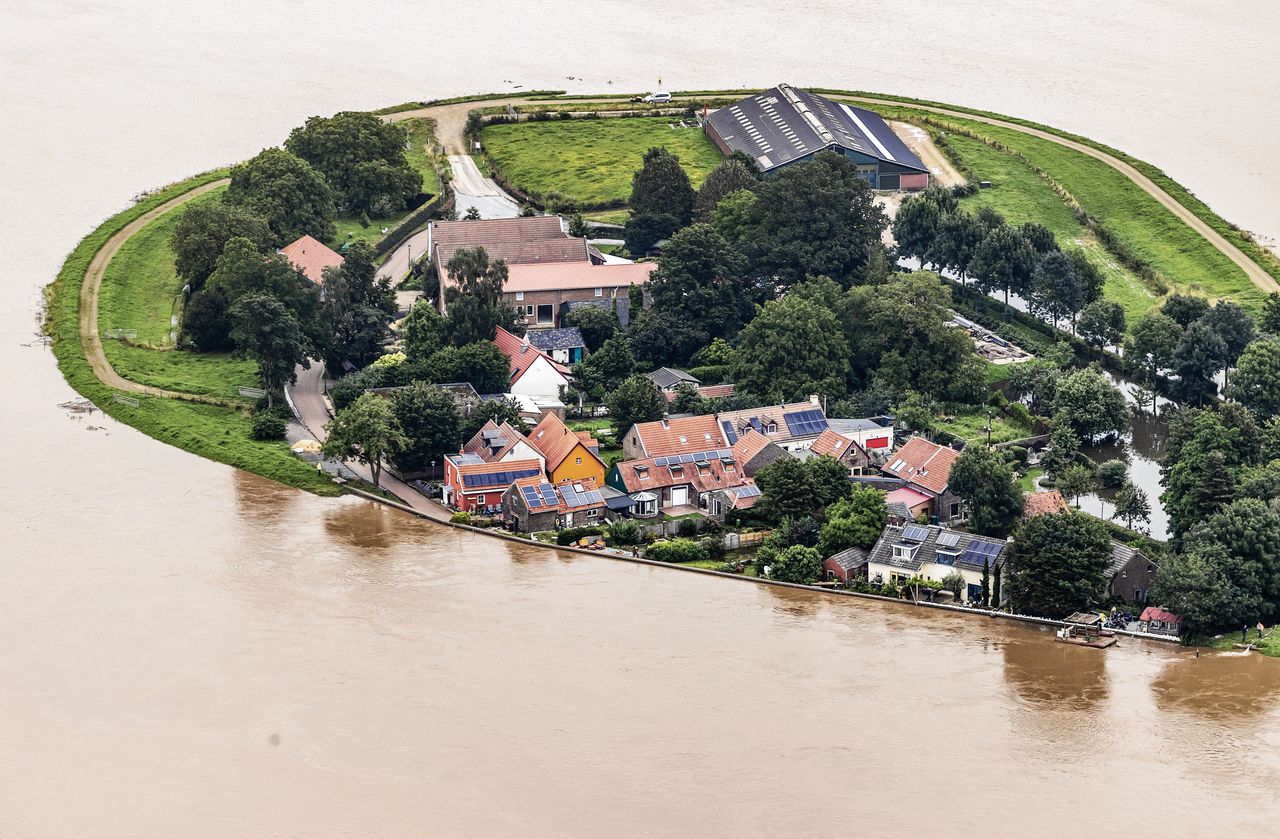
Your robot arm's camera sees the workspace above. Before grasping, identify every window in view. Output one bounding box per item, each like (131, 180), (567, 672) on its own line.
(536, 304), (554, 325)
(766, 423), (777, 434)
(515, 291), (525, 301)
(526, 305), (534, 316)
(949, 502), (961, 519)
(587, 508), (599, 519)
(723, 460), (736, 472)
(594, 287), (603, 297)
(575, 456), (582, 465)
(670, 465), (684, 477)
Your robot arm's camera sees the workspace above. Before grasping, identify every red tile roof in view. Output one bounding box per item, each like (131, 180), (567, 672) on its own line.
(1023, 490), (1069, 518)
(731, 427), (773, 464)
(630, 415), (728, 458)
(492, 326), (571, 385)
(461, 420), (535, 463)
(279, 235), (343, 286)
(528, 413), (602, 473)
(886, 486), (933, 509)
(717, 401), (826, 443)
(498, 261), (654, 293)
(810, 428), (854, 459)
(613, 454), (746, 494)
(881, 437), (959, 496)
(1139, 606), (1181, 624)
(431, 216), (567, 247)
(436, 239), (590, 275)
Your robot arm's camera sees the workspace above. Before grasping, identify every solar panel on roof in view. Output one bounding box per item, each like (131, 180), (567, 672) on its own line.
(901, 524), (930, 543)
(937, 532), (962, 548)
(784, 409), (829, 438)
(721, 421), (739, 445)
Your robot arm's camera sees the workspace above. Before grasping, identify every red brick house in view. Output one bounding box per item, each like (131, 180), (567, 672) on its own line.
(880, 437), (964, 524)
(442, 454), (543, 514)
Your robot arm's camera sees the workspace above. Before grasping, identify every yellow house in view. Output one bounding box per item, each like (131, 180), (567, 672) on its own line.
(528, 413), (606, 487)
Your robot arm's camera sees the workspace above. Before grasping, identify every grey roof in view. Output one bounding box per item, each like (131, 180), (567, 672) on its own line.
(867, 523), (1007, 574)
(646, 367), (700, 390)
(525, 327), (585, 352)
(851, 475), (906, 491)
(886, 501), (913, 522)
(828, 416), (894, 435)
(567, 297), (632, 327)
(705, 84), (928, 174)
(827, 546), (870, 572)
(1108, 541), (1152, 577)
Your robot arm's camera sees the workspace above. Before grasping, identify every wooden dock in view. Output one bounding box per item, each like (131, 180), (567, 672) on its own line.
(1056, 634), (1117, 649)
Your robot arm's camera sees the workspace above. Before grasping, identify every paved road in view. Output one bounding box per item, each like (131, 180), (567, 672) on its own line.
(447, 154), (522, 219)
(288, 362), (449, 520)
(377, 226), (429, 282)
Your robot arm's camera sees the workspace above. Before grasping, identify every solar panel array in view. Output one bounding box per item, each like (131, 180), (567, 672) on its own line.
(560, 483), (604, 509)
(936, 531), (962, 548)
(901, 524), (930, 543)
(733, 484), (762, 499)
(652, 449), (733, 468)
(463, 467), (541, 488)
(783, 409), (829, 438)
(520, 481), (559, 509)
(960, 539), (1002, 567)
(721, 420), (739, 445)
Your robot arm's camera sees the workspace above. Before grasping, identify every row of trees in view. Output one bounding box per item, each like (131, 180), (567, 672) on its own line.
(1127, 293), (1256, 408)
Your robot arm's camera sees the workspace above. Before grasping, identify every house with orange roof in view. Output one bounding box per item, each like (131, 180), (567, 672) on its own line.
(730, 427), (788, 476)
(621, 414), (728, 461)
(502, 261), (652, 329)
(1022, 490), (1069, 519)
(809, 428), (873, 474)
(491, 326), (572, 400)
(441, 454), (543, 514)
(279, 234), (343, 287)
(606, 447), (747, 518)
(714, 400), (830, 452)
(526, 412), (605, 487)
(881, 437), (965, 524)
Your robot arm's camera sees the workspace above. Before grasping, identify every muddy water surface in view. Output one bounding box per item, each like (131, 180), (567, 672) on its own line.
(4, 1), (1280, 835)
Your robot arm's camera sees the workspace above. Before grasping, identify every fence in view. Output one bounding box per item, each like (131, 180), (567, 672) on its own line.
(373, 191), (447, 260)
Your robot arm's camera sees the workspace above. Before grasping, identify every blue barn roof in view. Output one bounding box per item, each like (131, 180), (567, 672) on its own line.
(705, 84), (928, 174)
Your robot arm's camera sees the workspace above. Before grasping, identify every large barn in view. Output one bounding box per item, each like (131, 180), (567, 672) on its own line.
(704, 84), (930, 190)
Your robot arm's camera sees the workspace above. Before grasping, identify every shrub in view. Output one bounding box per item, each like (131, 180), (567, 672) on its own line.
(1096, 459), (1129, 489)
(701, 536), (726, 562)
(645, 538), (708, 564)
(677, 518), (700, 538)
(607, 520), (642, 546)
(556, 525), (605, 546)
(450, 512), (472, 525)
(688, 365), (731, 385)
(1007, 446), (1030, 468)
(250, 412), (287, 441)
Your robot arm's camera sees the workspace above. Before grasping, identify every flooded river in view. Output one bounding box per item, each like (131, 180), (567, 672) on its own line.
(4, 1), (1280, 835)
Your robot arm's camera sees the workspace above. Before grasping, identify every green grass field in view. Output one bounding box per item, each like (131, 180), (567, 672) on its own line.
(940, 133), (1157, 324)
(936, 408), (1034, 445)
(96, 184), (258, 399)
(45, 171), (339, 496)
(481, 117), (724, 207)
(873, 104), (1266, 314)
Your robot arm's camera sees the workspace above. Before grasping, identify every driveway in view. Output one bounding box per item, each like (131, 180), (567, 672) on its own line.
(447, 155), (522, 219)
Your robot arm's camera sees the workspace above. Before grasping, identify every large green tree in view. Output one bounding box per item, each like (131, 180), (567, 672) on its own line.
(418, 341), (511, 394)
(1161, 294), (1211, 328)
(949, 446), (1024, 536)
(228, 292), (312, 406)
(1051, 368), (1129, 441)
(1004, 511), (1112, 617)
(442, 246), (522, 346)
(321, 392), (408, 487)
(321, 241), (397, 371)
(1077, 300), (1126, 350)
(744, 151), (887, 292)
(817, 486), (887, 556)
(892, 191), (947, 269)
(1228, 336), (1280, 418)
(226, 147), (336, 243)
(1168, 321), (1227, 406)
(768, 545), (823, 585)
(1160, 405), (1264, 539)
(733, 294), (849, 402)
(607, 374), (667, 439)
(932, 211), (985, 284)
(400, 299), (448, 363)
(1112, 481), (1151, 529)
(574, 334), (636, 401)
(647, 222), (754, 340)
(170, 200), (272, 292)
(630, 146), (696, 226)
(285, 111), (420, 213)
(1127, 311), (1183, 386)
(561, 305), (620, 353)
(969, 224), (1037, 304)
(1148, 552), (1234, 638)
(1180, 498), (1280, 626)
(694, 155), (758, 218)
(389, 381), (462, 474)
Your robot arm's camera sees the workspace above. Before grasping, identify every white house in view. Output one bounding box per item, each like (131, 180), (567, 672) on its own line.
(493, 326), (571, 400)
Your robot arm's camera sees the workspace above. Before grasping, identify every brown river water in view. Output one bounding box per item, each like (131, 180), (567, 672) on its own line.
(4, 2), (1280, 835)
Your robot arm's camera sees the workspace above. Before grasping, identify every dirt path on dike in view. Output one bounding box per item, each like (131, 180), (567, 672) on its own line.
(78, 178), (233, 404)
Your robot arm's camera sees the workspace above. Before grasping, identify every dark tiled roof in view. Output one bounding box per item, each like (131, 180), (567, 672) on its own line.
(646, 367), (700, 390)
(1107, 541), (1151, 577)
(567, 297), (632, 327)
(525, 327), (586, 352)
(867, 524), (1007, 574)
(885, 501), (914, 523)
(827, 546), (870, 572)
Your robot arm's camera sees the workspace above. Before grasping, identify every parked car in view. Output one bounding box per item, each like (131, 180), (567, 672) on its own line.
(642, 91), (672, 103)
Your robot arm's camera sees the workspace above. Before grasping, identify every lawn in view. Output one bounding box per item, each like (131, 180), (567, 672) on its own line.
(1209, 630), (1280, 657)
(96, 184), (259, 399)
(940, 132), (1157, 325)
(481, 116), (725, 207)
(45, 170), (340, 496)
(872, 104), (1266, 313)
(936, 408), (1035, 445)
(1019, 467), (1045, 493)
(583, 209), (630, 226)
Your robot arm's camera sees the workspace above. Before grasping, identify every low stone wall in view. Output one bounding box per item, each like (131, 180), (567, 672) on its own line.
(343, 487), (1181, 647)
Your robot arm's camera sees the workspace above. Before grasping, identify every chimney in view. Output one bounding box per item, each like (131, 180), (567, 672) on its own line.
(809, 394), (821, 406)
